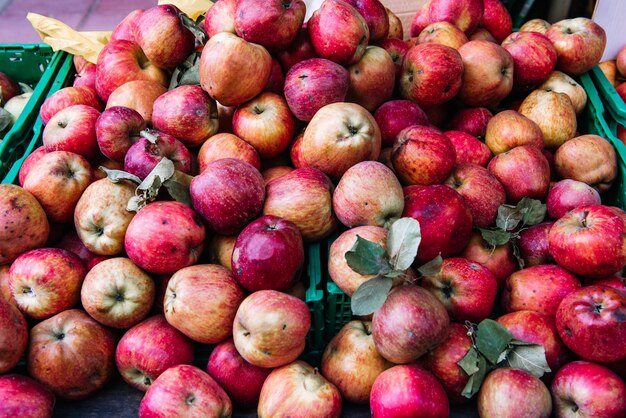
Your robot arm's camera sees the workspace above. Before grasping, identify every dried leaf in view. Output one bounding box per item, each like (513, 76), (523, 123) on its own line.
(461, 353), (488, 398)
(387, 217), (422, 271)
(100, 166), (141, 184)
(0, 108), (12, 132)
(169, 51), (201, 89)
(506, 343), (551, 378)
(417, 254), (443, 277)
(496, 204), (524, 231)
(350, 276), (393, 316)
(137, 158), (175, 191)
(140, 129), (159, 144)
(180, 13), (208, 45)
(163, 173), (192, 207)
(345, 235), (390, 276)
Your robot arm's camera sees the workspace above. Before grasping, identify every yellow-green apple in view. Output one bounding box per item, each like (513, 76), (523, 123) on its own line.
(520, 18), (550, 34)
(40, 86), (103, 125)
(403, 184), (473, 263)
(123, 131), (192, 180)
(134, 5), (195, 70)
(481, 0), (512, 43)
(105, 80), (167, 124)
(207, 235), (237, 271)
(488, 145), (550, 203)
(377, 38), (410, 80)
(0, 71), (19, 104)
(321, 321), (392, 404)
(80, 257), (155, 329)
(204, 0), (236, 38)
(346, 46), (395, 111)
(392, 125), (456, 186)
(539, 72), (587, 116)
(263, 167), (338, 241)
(0, 375), (55, 418)
(551, 361), (626, 418)
(370, 364), (449, 417)
(373, 100), (428, 147)
(485, 110), (544, 154)
(308, 0), (370, 66)
(125, 201), (206, 274)
(234, 0), (305, 51)
(372, 285), (449, 363)
(110, 9), (142, 42)
(517, 221), (554, 266)
(139, 365), (232, 418)
(497, 310), (571, 372)
(478, 368), (552, 418)
(448, 106), (492, 139)
(469, 28), (497, 43)
(22, 151), (92, 223)
(198, 133), (261, 172)
(233, 290), (311, 367)
(458, 40), (514, 106)
(206, 338), (272, 408)
(502, 264), (581, 317)
(3, 91), (32, 124)
(546, 17), (607, 76)
(428, 0), (483, 34)
(386, 8), (403, 39)
(298, 102), (381, 180)
(116, 315), (195, 391)
(164, 264), (244, 344)
(262, 166), (294, 184)
(0, 297), (27, 373)
(200, 32), (272, 106)
(444, 130), (491, 166)
(9, 248), (85, 320)
(258, 361), (341, 418)
(276, 27), (318, 72)
(42, 105), (101, 161)
(96, 106), (146, 161)
(333, 161), (404, 228)
(400, 43), (463, 107)
(151, 85), (218, 148)
(231, 215), (304, 292)
(557, 285), (626, 362)
(27, 309), (115, 400)
(190, 158), (265, 235)
(518, 88), (577, 149)
(554, 134), (617, 192)
(422, 257), (498, 322)
(547, 179), (601, 219)
(74, 178), (136, 255)
(502, 31), (557, 91)
(462, 231), (517, 288)
(424, 322), (472, 404)
(344, 0), (388, 42)
(232, 92), (295, 158)
(95, 40), (168, 102)
(284, 58), (349, 122)
(417, 21), (468, 49)
(410, 2), (431, 37)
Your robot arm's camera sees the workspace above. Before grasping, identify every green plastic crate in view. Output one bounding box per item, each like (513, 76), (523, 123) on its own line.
(589, 66), (626, 125)
(303, 240), (325, 365)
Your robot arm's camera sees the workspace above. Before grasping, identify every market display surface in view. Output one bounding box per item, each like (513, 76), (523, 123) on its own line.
(2, 0), (626, 417)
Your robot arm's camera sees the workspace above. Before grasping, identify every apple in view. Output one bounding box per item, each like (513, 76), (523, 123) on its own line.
(258, 361), (341, 418)
(428, 0), (483, 35)
(373, 101), (427, 148)
(74, 178), (136, 255)
(392, 125), (456, 186)
(458, 40), (514, 106)
(485, 110), (544, 155)
(22, 151), (92, 224)
(27, 309), (115, 400)
(190, 158), (265, 235)
(139, 365), (232, 418)
(346, 46), (396, 111)
(116, 315), (194, 391)
(488, 145), (550, 203)
(206, 338), (272, 408)
(551, 361), (626, 418)
(198, 133), (260, 172)
(105, 80), (167, 124)
(417, 21), (468, 50)
(276, 27), (318, 72)
(40, 86), (102, 125)
(308, 0), (370, 66)
(410, 2), (431, 37)
(377, 38), (410, 80)
(0, 375), (55, 418)
(518, 88), (577, 149)
(263, 58), (285, 96)
(123, 131), (192, 180)
(18, 146), (47, 186)
(151, 85), (219, 148)
(546, 179), (601, 220)
(204, 0), (236, 38)
(9, 248), (85, 320)
(321, 320), (392, 404)
(617, 45), (626, 78)
(386, 7), (403, 39)
(468, 28), (497, 43)
(546, 17), (607, 76)
(344, 0), (388, 42)
(447, 107), (492, 139)
(95, 39), (168, 102)
(520, 18), (550, 34)
(0, 71), (19, 104)
(55, 229), (109, 270)
(517, 221), (555, 266)
(370, 364), (450, 417)
(110, 9), (142, 42)
(555, 134), (617, 192)
(540, 70), (588, 115)
(502, 31), (557, 91)
(444, 130), (491, 167)
(481, 0), (512, 43)
(235, 0), (305, 51)
(262, 166), (294, 184)
(42, 104), (101, 161)
(462, 233), (516, 290)
(0, 266), (12, 305)
(0, 298), (28, 374)
(478, 368), (552, 418)
(96, 106), (146, 162)
(233, 290), (311, 368)
(502, 264), (581, 317)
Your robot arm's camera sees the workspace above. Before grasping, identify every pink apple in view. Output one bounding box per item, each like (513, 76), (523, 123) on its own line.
(546, 17), (607, 76)
(546, 179), (601, 219)
(410, 3), (431, 37)
(417, 21), (468, 50)
(197, 132), (261, 172)
(0, 375), (55, 418)
(110, 9), (142, 42)
(444, 130), (491, 167)
(42, 104), (101, 161)
(105, 80), (166, 125)
(40, 86), (102, 125)
(428, 0), (483, 35)
(502, 31), (557, 91)
(481, 0), (512, 42)
(346, 46), (395, 111)
(123, 131), (192, 180)
(96, 106), (146, 161)
(488, 145), (550, 203)
(447, 107), (492, 139)
(0, 298), (28, 374)
(517, 221), (555, 266)
(373, 100), (428, 147)
(204, 0), (236, 37)
(461, 231), (517, 289)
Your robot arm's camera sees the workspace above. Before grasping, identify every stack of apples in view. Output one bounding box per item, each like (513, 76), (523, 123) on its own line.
(1, 0), (626, 417)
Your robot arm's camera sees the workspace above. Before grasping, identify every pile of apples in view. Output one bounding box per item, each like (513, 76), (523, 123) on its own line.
(1, 0), (626, 417)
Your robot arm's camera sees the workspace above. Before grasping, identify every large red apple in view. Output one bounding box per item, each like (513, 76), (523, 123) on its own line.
(0, 375), (55, 418)
(346, 46), (396, 111)
(95, 106), (146, 162)
(42, 104), (101, 161)
(502, 31), (557, 91)
(40, 86), (102, 125)
(546, 17), (607, 76)
(488, 145), (550, 203)
(373, 100), (428, 148)
(481, 0), (512, 43)
(484, 110), (544, 155)
(517, 221), (555, 266)
(444, 130), (491, 167)
(204, 0), (236, 37)
(0, 298), (28, 374)
(546, 179), (601, 220)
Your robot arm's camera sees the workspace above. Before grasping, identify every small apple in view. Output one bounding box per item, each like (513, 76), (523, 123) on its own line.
(546, 179), (602, 219)
(373, 100), (428, 148)
(42, 104), (101, 161)
(96, 106), (146, 162)
(447, 107), (492, 139)
(488, 145), (550, 203)
(417, 21), (468, 50)
(462, 231), (518, 289)
(123, 131), (192, 180)
(197, 133), (261, 172)
(40, 86), (102, 126)
(520, 18), (550, 34)
(428, 0), (483, 35)
(517, 221), (555, 266)
(485, 110), (544, 155)
(276, 27), (318, 72)
(444, 130), (491, 167)
(539, 71), (588, 115)
(105, 80), (166, 124)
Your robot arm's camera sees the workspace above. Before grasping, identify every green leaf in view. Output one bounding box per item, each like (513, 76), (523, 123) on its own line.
(169, 52), (201, 90)
(345, 235), (390, 276)
(180, 13), (208, 45)
(496, 204), (524, 231)
(506, 343), (551, 378)
(518, 198), (547, 226)
(417, 254), (443, 277)
(512, 242), (525, 269)
(163, 172), (192, 207)
(475, 319), (513, 365)
(479, 228), (511, 247)
(461, 354), (488, 398)
(387, 217), (421, 271)
(350, 276), (393, 316)
(100, 167), (141, 185)
(458, 347), (481, 376)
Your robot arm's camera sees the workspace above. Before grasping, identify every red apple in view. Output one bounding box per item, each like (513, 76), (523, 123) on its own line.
(488, 145), (550, 203)
(0, 71), (19, 104)
(428, 0), (483, 35)
(462, 231), (518, 288)
(546, 179), (601, 220)
(518, 88), (577, 149)
(123, 131), (192, 180)
(481, 0), (512, 43)
(0, 375), (55, 418)
(262, 166), (294, 184)
(417, 21), (468, 50)
(444, 130), (491, 167)
(373, 100), (428, 148)
(263, 58), (285, 95)
(18, 146), (47, 186)
(469, 28), (497, 43)
(96, 106), (146, 162)
(485, 110), (544, 155)
(197, 132), (261, 172)
(0, 266), (12, 305)
(377, 38), (410, 81)
(42, 104), (101, 161)
(502, 31), (557, 91)
(204, 0), (236, 38)
(110, 9), (142, 42)
(116, 315), (195, 391)
(0, 297), (28, 374)
(105, 80), (166, 124)
(447, 107), (492, 139)
(55, 229), (109, 270)
(517, 221), (555, 266)
(410, 2), (431, 37)
(520, 18), (550, 34)
(344, 0), (388, 42)
(40, 86), (102, 125)
(276, 27), (318, 72)
(546, 17), (607, 76)
(346, 46), (396, 111)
